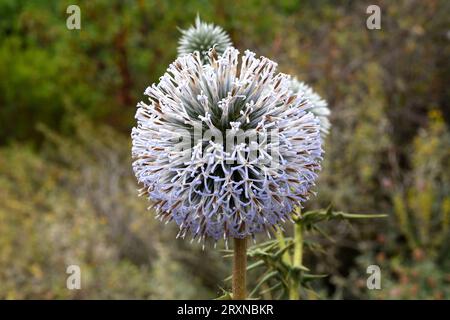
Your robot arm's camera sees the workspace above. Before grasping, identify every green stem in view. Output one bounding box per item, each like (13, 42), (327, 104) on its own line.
(289, 219), (303, 300)
(275, 226), (292, 265)
(293, 222), (303, 268)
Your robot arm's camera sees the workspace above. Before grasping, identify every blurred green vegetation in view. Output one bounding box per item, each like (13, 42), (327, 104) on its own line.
(0, 0), (449, 299)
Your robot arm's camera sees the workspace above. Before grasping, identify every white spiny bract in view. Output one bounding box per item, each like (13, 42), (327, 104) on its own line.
(132, 47), (323, 244)
(178, 15), (232, 63)
(290, 78), (331, 137)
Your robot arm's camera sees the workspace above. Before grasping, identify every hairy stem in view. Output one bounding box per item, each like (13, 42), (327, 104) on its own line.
(233, 237), (247, 300)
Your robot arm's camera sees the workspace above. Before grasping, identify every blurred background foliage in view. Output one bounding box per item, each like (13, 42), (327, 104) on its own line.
(0, 0), (449, 299)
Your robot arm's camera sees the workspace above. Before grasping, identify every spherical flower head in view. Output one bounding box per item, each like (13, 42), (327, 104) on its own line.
(132, 47), (323, 243)
(290, 78), (331, 137)
(178, 15), (232, 63)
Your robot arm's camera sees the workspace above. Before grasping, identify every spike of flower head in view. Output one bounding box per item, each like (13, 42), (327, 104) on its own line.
(290, 78), (331, 137)
(132, 47), (323, 244)
(178, 15), (232, 63)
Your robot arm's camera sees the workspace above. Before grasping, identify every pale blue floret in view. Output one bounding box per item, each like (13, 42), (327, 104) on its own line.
(131, 47), (323, 243)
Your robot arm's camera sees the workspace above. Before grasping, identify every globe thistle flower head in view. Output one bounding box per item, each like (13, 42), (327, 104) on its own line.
(132, 47), (323, 244)
(178, 15), (232, 63)
(290, 78), (331, 137)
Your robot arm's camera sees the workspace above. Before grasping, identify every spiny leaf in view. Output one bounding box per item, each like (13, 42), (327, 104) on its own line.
(259, 282), (283, 296)
(301, 273), (328, 284)
(250, 271), (279, 297)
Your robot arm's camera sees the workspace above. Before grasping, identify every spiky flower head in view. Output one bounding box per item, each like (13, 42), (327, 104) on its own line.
(178, 15), (232, 63)
(132, 47), (323, 244)
(290, 78), (331, 137)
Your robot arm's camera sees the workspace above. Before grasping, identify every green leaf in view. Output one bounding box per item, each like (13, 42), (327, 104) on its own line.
(250, 271), (279, 297)
(301, 273), (328, 284)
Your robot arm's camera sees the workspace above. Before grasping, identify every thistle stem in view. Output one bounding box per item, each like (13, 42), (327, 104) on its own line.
(289, 220), (303, 300)
(233, 237), (247, 300)
(293, 222), (303, 269)
(276, 226), (292, 265)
